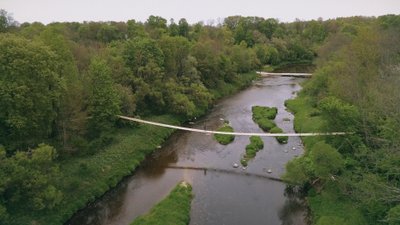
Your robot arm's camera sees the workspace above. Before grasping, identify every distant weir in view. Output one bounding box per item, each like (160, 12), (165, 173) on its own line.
(164, 165), (284, 182)
(256, 71), (312, 77)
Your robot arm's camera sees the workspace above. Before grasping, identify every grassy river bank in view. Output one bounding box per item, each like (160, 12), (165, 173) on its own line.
(7, 72), (257, 225)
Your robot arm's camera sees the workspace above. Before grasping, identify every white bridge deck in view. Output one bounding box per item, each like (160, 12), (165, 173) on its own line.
(256, 71), (312, 77)
(118, 116), (349, 137)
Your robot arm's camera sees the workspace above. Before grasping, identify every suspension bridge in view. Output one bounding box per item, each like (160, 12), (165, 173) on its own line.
(118, 115), (349, 137)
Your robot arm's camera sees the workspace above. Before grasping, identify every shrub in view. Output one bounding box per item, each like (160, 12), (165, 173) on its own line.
(252, 106), (278, 120)
(214, 124), (235, 145)
(270, 126), (288, 144)
(258, 118), (276, 131)
(252, 106), (278, 131)
(240, 158), (248, 167)
(244, 136), (264, 160)
(250, 136), (264, 149)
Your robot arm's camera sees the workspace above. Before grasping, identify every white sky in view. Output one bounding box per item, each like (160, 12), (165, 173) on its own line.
(1, 0), (400, 24)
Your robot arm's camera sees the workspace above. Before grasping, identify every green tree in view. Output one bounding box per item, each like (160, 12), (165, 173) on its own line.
(0, 144), (63, 212)
(123, 38), (164, 78)
(159, 36), (191, 77)
(0, 9), (17, 33)
(87, 58), (121, 138)
(145, 15), (167, 39)
(387, 205), (400, 225)
(284, 142), (344, 185)
(127, 19), (147, 39)
(168, 19), (179, 36)
(319, 96), (360, 132)
(0, 34), (62, 151)
(309, 141), (344, 181)
(97, 23), (120, 43)
(178, 18), (190, 38)
(38, 27), (89, 150)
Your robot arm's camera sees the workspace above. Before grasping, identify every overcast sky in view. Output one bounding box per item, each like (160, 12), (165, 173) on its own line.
(2, 0), (400, 24)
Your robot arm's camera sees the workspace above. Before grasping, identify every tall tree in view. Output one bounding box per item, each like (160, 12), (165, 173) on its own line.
(87, 58), (121, 138)
(0, 9), (17, 33)
(178, 18), (190, 38)
(0, 34), (62, 151)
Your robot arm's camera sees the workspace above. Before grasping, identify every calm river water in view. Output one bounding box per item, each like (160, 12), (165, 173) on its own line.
(67, 76), (307, 225)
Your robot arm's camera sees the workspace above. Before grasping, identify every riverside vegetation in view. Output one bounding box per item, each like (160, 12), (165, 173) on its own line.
(241, 136), (264, 166)
(252, 106), (288, 143)
(283, 15), (400, 225)
(131, 182), (193, 225)
(0, 8), (399, 225)
(214, 124), (235, 145)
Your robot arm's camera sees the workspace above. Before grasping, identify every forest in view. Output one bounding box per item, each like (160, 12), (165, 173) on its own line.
(283, 15), (400, 225)
(0, 8), (399, 225)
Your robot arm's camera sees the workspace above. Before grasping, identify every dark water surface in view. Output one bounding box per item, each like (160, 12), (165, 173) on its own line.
(67, 76), (307, 225)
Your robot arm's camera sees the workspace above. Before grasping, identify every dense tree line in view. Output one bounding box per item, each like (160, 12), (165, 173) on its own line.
(284, 14), (400, 225)
(0, 12), (326, 154)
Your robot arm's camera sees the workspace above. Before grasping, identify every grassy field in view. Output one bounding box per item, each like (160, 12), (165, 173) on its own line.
(131, 182), (193, 225)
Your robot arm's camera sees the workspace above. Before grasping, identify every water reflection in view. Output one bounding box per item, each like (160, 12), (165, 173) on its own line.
(279, 187), (307, 225)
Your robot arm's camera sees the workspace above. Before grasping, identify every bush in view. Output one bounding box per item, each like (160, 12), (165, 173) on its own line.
(250, 136), (264, 149)
(270, 126), (288, 144)
(252, 106), (278, 131)
(252, 106), (278, 120)
(257, 118), (276, 131)
(387, 205), (400, 225)
(244, 136), (264, 161)
(214, 124), (235, 145)
(245, 144), (258, 158)
(240, 158), (248, 167)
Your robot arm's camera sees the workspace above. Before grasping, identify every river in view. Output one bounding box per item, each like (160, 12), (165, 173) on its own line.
(67, 75), (307, 225)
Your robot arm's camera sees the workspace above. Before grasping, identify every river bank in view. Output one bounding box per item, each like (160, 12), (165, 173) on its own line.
(5, 72), (257, 225)
(67, 74), (308, 225)
(130, 182), (192, 225)
(285, 95), (366, 225)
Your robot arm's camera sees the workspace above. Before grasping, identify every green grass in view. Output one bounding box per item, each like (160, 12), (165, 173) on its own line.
(285, 96), (325, 148)
(252, 106), (278, 120)
(252, 106), (278, 132)
(214, 124), (235, 145)
(270, 126), (288, 144)
(241, 136), (264, 166)
(131, 182), (193, 225)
